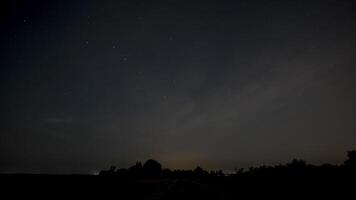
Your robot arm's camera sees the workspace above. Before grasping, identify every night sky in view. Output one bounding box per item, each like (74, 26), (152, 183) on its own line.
(1, 0), (356, 174)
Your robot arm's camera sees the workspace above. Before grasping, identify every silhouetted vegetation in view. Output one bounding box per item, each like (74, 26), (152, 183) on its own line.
(96, 151), (356, 199)
(2, 151), (356, 199)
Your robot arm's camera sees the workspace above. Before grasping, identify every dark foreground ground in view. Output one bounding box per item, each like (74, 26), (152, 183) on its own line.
(1, 172), (355, 200)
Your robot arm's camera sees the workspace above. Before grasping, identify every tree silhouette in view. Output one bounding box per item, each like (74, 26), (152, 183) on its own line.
(344, 151), (356, 167)
(129, 162), (143, 172)
(143, 159), (162, 176)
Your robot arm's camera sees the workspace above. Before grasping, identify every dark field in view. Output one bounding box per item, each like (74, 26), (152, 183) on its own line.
(1, 173), (354, 199)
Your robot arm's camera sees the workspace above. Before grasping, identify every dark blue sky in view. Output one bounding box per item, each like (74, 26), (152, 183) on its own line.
(1, 0), (356, 173)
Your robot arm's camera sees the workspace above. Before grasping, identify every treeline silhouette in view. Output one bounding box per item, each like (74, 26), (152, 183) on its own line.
(2, 151), (355, 200)
(97, 151), (356, 199)
(99, 159), (223, 179)
(100, 151), (356, 179)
